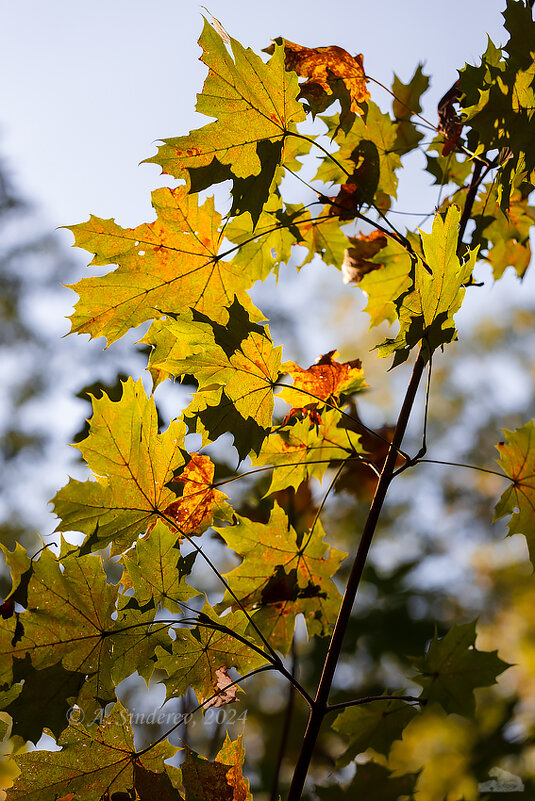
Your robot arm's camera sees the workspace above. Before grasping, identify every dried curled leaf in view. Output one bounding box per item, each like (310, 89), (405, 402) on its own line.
(342, 230), (388, 284)
(202, 666), (238, 709)
(280, 40), (370, 114)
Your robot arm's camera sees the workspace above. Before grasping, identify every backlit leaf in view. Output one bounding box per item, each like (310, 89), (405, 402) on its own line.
(181, 735), (252, 801)
(494, 419), (535, 565)
(155, 604), (267, 702)
(252, 409), (363, 493)
(164, 453), (232, 535)
(1, 551), (170, 717)
(378, 205), (477, 365)
(280, 350), (366, 409)
(67, 188), (259, 345)
(216, 504), (347, 652)
(341, 230), (388, 284)
(120, 521), (199, 613)
(6, 702), (177, 801)
(146, 20), (305, 224)
(279, 39), (370, 114)
(53, 378), (186, 554)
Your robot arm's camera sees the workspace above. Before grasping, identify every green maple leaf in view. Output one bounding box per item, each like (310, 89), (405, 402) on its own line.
(471, 182), (535, 279)
(120, 522), (200, 613)
(333, 700), (417, 766)
(6, 702), (177, 801)
(184, 387), (269, 462)
(0, 542), (32, 607)
(317, 101), (402, 202)
(298, 205), (350, 270)
(425, 135), (473, 188)
(216, 504), (347, 652)
(144, 299), (282, 458)
(1, 550), (171, 719)
(412, 620), (509, 715)
(494, 419), (535, 565)
(155, 603), (267, 703)
(181, 735), (252, 801)
(146, 19), (305, 225)
(359, 237), (413, 328)
(53, 377), (187, 554)
(251, 409), (363, 493)
(67, 188), (260, 345)
(0, 657), (86, 743)
(459, 2), (535, 209)
(223, 194), (300, 281)
(378, 205), (477, 365)
(392, 64), (430, 156)
(316, 762), (418, 801)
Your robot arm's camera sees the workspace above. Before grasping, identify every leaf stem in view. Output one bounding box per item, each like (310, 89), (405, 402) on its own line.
(326, 694), (425, 714)
(287, 351), (425, 801)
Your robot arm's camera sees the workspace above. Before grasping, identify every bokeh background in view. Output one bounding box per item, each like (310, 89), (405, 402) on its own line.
(4, 2), (535, 797)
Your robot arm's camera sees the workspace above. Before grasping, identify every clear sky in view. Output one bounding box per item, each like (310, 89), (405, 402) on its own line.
(1, 0), (506, 238)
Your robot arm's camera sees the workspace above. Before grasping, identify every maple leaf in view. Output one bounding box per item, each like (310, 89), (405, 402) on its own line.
(201, 666), (238, 709)
(146, 20), (305, 225)
(144, 299), (282, 458)
(223, 194), (298, 282)
(297, 204), (350, 270)
(181, 735), (252, 801)
(358, 237), (413, 328)
(392, 64), (430, 155)
(120, 521), (200, 613)
(5, 702), (177, 801)
(164, 453), (232, 535)
(378, 205), (477, 365)
(67, 188), (261, 345)
(277, 39), (370, 115)
(0, 658), (85, 743)
(437, 80), (463, 156)
(425, 134), (473, 188)
(317, 102), (402, 203)
(280, 350), (366, 409)
(155, 603), (267, 702)
(494, 420), (535, 565)
(216, 504), (347, 652)
(459, 4), (535, 209)
(316, 762), (418, 801)
(251, 409), (363, 494)
(0, 551), (171, 727)
(471, 183), (535, 279)
(412, 621), (509, 715)
(53, 378), (187, 554)
(0, 542), (33, 608)
(333, 699), (417, 766)
(341, 230), (388, 284)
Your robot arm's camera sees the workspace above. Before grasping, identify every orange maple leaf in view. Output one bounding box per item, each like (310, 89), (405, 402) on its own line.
(281, 350), (366, 408)
(342, 230), (388, 284)
(282, 40), (370, 114)
(163, 453), (228, 535)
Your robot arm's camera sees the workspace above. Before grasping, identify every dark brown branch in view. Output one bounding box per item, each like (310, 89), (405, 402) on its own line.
(287, 351), (426, 801)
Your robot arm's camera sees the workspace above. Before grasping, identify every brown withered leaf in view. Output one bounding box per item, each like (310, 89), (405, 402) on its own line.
(342, 230), (388, 284)
(202, 666), (238, 709)
(280, 40), (370, 114)
(280, 350), (366, 408)
(164, 453), (231, 536)
(437, 80), (463, 156)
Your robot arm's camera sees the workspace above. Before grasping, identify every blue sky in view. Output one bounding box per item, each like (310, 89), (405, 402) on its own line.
(2, 0), (506, 235)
